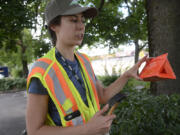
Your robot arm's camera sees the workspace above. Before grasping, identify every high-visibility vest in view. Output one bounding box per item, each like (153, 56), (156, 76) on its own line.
(27, 48), (100, 127)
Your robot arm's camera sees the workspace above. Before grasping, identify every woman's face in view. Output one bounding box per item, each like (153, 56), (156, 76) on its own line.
(52, 13), (85, 47)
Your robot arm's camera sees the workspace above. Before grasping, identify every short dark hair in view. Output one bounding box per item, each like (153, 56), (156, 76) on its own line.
(47, 15), (61, 45)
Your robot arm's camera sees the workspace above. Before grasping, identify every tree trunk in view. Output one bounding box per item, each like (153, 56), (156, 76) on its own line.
(146, 0), (180, 95)
(19, 38), (28, 78)
(22, 58), (28, 78)
(134, 39), (139, 63)
(21, 45), (28, 78)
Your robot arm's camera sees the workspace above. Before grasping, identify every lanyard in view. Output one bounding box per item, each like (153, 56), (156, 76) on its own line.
(55, 49), (85, 89)
(55, 48), (94, 107)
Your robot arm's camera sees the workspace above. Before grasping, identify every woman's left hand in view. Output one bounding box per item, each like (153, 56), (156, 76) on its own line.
(124, 55), (148, 81)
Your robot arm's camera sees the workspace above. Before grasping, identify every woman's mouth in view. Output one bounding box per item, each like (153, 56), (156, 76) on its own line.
(76, 34), (84, 40)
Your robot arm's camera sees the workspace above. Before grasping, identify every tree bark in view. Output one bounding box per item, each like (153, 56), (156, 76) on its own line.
(21, 44), (28, 78)
(18, 38), (28, 78)
(146, 0), (180, 95)
(134, 39), (139, 63)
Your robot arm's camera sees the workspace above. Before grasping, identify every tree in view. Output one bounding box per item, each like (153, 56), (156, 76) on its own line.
(0, 0), (49, 77)
(0, 0), (148, 77)
(0, 29), (50, 77)
(81, 0), (147, 63)
(124, 0), (148, 63)
(0, 0), (40, 49)
(146, 0), (180, 94)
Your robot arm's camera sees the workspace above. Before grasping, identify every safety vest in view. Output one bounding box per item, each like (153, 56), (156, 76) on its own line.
(27, 48), (100, 127)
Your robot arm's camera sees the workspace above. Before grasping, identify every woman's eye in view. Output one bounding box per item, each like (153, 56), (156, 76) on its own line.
(70, 18), (86, 24)
(71, 19), (78, 23)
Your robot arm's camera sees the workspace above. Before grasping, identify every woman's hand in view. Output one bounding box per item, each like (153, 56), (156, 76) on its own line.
(85, 104), (116, 135)
(124, 55), (148, 80)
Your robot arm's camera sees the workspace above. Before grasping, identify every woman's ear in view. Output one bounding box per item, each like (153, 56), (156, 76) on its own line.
(50, 25), (61, 33)
(50, 25), (56, 32)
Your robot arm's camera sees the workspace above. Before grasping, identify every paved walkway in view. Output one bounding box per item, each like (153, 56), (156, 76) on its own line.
(0, 91), (27, 135)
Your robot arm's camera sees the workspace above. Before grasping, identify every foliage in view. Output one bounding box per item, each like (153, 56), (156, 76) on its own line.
(0, 29), (50, 77)
(0, 0), (148, 77)
(124, 0), (147, 41)
(0, 1), (51, 77)
(98, 75), (149, 89)
(81, 0), (147, 49)
(0, 78), (26, 91)
(98, 75), (119, 86)
(0, 0), (41, 50)
(110, 89), (180, 135)
(99, 75), (180, 134)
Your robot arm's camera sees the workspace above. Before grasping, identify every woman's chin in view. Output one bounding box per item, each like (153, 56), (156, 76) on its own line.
(75, 41), (83, 46)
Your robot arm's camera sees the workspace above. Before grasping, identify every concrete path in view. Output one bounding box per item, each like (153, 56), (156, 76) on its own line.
(0, 91), (27, 135)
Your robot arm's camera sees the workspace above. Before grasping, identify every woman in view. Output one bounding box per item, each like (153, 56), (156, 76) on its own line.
(26, 0), (148, 135)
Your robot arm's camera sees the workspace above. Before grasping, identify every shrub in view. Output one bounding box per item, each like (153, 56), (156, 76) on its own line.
(98, 75), (180, 135)
(0, 78), (26, 91)
(110, 88), (180, 135)
(98, 75), (119, 86)
(98, 75), (150, 90)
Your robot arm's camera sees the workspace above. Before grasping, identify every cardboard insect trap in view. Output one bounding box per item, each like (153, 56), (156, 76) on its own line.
(139, 53), (176, 81)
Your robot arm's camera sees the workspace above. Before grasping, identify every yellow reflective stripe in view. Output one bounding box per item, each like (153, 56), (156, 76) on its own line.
(44, 68), (69, 127)
(28, 59), (71, 126)
(28, 48), (99, 127)
(62, 98), (73, 114)
(81, 66), (99, 112)
(28, 60), (71, 114)
(76, 52), (100, 111)
(76, 52), (96, 86)
(46, 113), (56, 126)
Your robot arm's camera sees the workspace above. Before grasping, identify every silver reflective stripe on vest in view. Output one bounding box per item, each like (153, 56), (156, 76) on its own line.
(47, 65), (73, 114)
(76, 52), (96, 86)
(72, 115), (83, 126)
(29, 60), (49, 73)
(30, 60), (73, 114)
(47, 63), (84, 126)
(31, 58), (84, 126)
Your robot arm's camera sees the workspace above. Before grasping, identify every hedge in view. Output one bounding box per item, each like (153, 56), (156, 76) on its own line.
(98, 75), (180, 135)
(0, 78), (26, 91)
(110, 89), (180, 135)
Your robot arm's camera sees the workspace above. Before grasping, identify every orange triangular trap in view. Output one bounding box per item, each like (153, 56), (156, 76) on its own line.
(139, 53), (176, 81)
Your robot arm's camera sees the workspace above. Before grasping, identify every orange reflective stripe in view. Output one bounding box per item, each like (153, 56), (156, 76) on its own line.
(52, 63), (78, 111)
(81, 54), (96, 79)
(51, 63), (86, 125)
(45, 73), (73, 126)
(37, 58), (52, 64)
(27, 58), (52, 87)
(27, 67), (46, 85)
(27, 50), (90, 126)
(47, 62), (85, 125)
(76, 54), (100, 110)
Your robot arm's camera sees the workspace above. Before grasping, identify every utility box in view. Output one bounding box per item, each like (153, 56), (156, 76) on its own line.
(0, 66), (8, 77)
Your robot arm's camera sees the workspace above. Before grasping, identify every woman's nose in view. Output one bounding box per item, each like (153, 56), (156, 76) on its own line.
(77, 21), (85, 30)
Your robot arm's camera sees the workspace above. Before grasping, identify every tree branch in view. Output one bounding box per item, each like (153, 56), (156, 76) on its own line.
(139, 42), (148, 51)
(82, 0), (106, 46)
(124, 0), (131, 15)
(98, 0), (105, 12)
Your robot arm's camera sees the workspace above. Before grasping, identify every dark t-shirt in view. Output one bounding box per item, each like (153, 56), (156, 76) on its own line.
(28, 51), (90, 126)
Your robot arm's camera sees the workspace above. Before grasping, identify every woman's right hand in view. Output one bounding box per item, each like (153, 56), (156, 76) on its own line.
(85, 104), (116, 135)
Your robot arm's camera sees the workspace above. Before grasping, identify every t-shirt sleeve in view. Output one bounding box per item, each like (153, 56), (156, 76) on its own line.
(28, 77), (48, 95)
